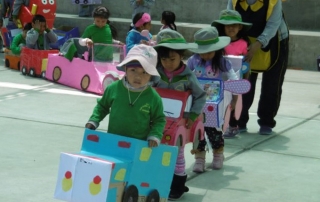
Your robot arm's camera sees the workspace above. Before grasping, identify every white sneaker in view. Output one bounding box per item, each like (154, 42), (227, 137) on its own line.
(212, 153), (224, 170)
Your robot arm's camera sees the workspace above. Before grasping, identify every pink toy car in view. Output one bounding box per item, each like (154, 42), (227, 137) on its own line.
(155, 88), (205, 148)
(45, 43), (126, 95)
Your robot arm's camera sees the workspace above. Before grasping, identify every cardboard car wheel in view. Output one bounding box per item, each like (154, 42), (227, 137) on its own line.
(29, 68), (35, 77)
(41, 71), (46, 79)
(5, 58), (9, 67)
(21, 66), (27, 75)
(122, 185), (138, 202)
(146, 190), (160, 202)
(81, 75), (90, 91)
(102, 74), (117, 90)
(17, 62), (20, 70)
(83, 0), (88, 4)
(53, 66), (62, 81)
(75, 0), (79, 3)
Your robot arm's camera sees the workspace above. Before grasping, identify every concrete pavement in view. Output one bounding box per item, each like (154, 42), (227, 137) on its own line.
(0, 52), (320, 201)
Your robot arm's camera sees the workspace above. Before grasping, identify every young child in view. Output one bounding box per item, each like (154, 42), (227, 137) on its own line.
(129, 0), (155, 29)
(85, 44), (165, 148)
(26, 14), (57, 50)
(79, 6), (121, 47)
(187, 27), (238, 172)
(126, 12), (152, 54)
(160, 11), (177, 31)
(212, 9), (252, 138)
(9, 22), (32, 55)
(153, 29), (206, 200)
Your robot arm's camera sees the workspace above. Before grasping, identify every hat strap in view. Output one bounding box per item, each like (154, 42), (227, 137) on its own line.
(159, 38), (186, 44)
(195, 38), (219, 45)
(220, 15), (242, 22)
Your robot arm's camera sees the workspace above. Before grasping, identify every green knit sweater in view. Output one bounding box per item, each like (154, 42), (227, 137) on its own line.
(88, 80), (166, 142)
(10, 33), (25, 55)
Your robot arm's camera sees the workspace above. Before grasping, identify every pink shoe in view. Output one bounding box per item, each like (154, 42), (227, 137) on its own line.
(212, 153), (224, 170)
(193, 158), (205, 173)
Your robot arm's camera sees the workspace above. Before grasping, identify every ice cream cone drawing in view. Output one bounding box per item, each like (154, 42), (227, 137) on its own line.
(89, 175), (102, 195)
(62, 171), (73, 191)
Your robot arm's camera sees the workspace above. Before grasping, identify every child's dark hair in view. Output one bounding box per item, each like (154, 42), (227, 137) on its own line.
(23, 23), (32, 31)
(157, 47), (185, 66)
(133, 12), (148, 27)
(200, 48), (228, 72)
(92, 6), (110, 19)
(162, 11), (177, 31)
(32, 14), (46, 23)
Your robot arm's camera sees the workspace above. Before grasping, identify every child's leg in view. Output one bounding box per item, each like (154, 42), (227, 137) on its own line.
(224, 109), (240, 138)
(191, 133), (207, 173)
(210, 127), (225, 169)
(169, 146), (189, 200)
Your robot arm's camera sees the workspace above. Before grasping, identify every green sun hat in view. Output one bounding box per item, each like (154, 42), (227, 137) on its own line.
(153, 29), (198, 50)
(211, 9), (252, 31)
(188, 26), (231, 54)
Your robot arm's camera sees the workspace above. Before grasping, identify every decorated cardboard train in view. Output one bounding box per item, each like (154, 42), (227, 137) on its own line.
(155, 88), (204, 148)
(54, 129), (178, 202)
(46, 41), (126, 95)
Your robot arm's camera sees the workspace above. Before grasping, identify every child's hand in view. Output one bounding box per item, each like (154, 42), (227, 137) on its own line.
(148, 140), (158, 147)
(86, 39), (93, 47)
(34, 20), (41, 30)
(85, 123), (96, 130)
(186, 119), (194, 129)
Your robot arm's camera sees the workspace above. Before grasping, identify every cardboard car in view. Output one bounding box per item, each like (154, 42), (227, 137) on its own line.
(54, 129), (178, 202)
(45, 42), (126, 95)
(155, 88), (205, 148)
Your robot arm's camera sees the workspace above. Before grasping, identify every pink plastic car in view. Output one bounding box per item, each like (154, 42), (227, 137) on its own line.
(45, 43), (126, 95)
(155, 88), (205, 148)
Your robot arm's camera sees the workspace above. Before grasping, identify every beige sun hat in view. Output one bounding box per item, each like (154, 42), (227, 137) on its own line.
(117, 44), (160, 81)
(153, 29), (198, 50)
(188, 26), (231, 54)
(212, 9), (252, 31)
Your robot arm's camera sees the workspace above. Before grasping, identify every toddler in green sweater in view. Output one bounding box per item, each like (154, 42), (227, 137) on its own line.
(85, 44), (165, 147)
(10, 22), (32, 55)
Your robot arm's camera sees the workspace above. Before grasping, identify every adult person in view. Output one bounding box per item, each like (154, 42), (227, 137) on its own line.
(227, 0), (289, 135)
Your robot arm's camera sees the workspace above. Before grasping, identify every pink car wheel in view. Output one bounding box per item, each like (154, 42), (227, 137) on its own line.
(81, 75), (90, 91)
(102, 74), (117, 90)
(53, 66), (62, 81)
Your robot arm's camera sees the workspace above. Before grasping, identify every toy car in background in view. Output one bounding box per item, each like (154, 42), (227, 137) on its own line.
(54, 129), (178, 202)
(20, 47), (59, 77)
(72, 0), (101, 4)
(46, 41), (126, 95)
(155, 88), (204, 149)
(4, 51), (21, 70)
(16, 0), (57, 29)
(50, 26), (80, 50)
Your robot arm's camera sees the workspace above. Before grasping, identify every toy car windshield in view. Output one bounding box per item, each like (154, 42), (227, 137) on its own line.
(92, 43), (124, 63)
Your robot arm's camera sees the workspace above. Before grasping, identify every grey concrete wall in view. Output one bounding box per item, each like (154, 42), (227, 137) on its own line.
(56, 0), (320, 31)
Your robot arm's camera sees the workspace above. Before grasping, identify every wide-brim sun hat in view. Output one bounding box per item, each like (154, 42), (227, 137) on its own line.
(211, 9), (252, 31)
(117, 44), (160, 82)
(188, 26), (231, 54)
(153, 29), (198, 50)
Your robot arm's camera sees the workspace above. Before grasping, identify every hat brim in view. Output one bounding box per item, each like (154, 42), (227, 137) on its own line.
(153, 42), (198, 50)
(188, 36), (231, 54)
(116, 56), (160, 82)
(212, 20), (252, 31)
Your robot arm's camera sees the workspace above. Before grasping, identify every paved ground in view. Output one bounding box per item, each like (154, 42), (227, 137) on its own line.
(1, 52), (320, 202)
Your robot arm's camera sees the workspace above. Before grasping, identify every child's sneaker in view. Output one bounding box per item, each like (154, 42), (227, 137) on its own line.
(212, 153), (224, 170)
(223, 126), (239, 138)
(192, 158), (205, 173)
(238, 126), (248, 133)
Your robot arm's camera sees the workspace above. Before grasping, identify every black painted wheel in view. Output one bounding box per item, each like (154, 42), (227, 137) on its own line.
(146, 190), (160, 202)
(17, 61), (20, 70)
(75, 0), (79, 4)
(41, 71), (46, 79)
(122, 185), (138, 202)
(29, 68), (35, 77)
(5, 59), (9, 67)
(21, 66), (27, 75)
(83, 0), (88, 4)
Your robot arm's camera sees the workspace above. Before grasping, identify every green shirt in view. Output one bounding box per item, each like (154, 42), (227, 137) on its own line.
(10, 33), (25, 55)
(89, 80), (166, 142)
